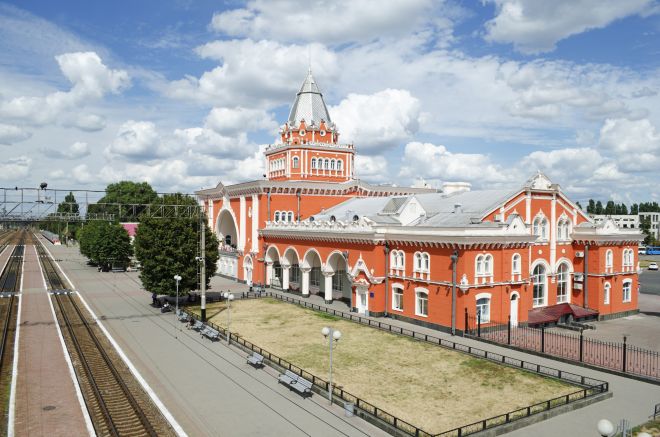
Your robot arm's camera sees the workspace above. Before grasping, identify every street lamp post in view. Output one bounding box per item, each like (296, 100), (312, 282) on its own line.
(222, 292), (234, 345)
(321, 326), (341, 405)
(174, 275), (182, 316)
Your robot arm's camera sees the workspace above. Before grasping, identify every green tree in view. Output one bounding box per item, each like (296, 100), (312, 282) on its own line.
(595, 200), (604, 215)
(57, 192), (80, 215)
(134, 194), (219, 295)
(88, 181), (159, 221)
(587, 199), (595, 214)
(575, 201), (583, 211)
(604, 200), (615, 215)
(78, 221), (132, 270)
(631, 203), (639, 215)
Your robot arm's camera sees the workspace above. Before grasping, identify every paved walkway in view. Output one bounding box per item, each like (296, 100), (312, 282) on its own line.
(46, 242), (390, 437)
(210, 276), (660, 436)
(13, 244), (89, 436)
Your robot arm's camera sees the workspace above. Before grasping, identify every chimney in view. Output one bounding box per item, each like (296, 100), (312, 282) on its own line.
(442, 182), (471, 195)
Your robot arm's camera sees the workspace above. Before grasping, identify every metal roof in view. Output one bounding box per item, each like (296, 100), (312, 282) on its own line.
(287, 70), (332, 127)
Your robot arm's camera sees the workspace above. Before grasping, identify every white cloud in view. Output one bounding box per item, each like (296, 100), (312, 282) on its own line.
(399, 142), (509, 187)
(354, 155), (388, 181)
(42, 141), (91, 160)
(204, 107), (276, 136)
(0, 156), (31, 180)
(599, 118), (660, 171)
(164, 39), (338, 107)
(0, 52), (129, 126)
(484, 0), (654, 54)
(69, 113), (107, 132)
(0, 123), (31, 145)
(174, 127), (257, 159)
(210, 0), (442, 45)
(105, 120), (176, 161)
(330, 89), (422, 154)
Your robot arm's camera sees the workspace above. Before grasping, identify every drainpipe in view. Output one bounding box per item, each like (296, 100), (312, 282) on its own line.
(583, 244), (589, 308)
(450, 249), (459, 336)
(297, 191), (301, 222)
(384, 243), (390, 317)
(267, 190), (271, 222)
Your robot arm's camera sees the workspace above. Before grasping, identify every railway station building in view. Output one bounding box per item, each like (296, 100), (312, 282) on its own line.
(196, 71), (643, 332)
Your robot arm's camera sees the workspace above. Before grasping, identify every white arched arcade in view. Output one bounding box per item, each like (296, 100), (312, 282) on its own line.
(325, 251), (351, 303)
(215, 208), (240, 278)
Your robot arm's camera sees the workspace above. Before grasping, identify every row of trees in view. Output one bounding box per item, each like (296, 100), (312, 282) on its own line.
(585, 199), (660, 215)
(73, 181), (219, 296)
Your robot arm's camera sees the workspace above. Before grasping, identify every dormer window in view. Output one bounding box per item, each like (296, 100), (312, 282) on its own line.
(532, 215), (549, 241)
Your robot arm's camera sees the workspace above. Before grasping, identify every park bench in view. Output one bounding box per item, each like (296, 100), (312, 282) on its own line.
(246, 352), (264, 368)
(177, 311), (191, 323)
(200, 326), (220, 341)
(191, 320), (204, 331)
(278, 370), (313, 397)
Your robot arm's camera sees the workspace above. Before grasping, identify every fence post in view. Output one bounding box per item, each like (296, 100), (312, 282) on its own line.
(579, 331), (584, 362)
(622, 335), (627, 373)
(541, 325), (545, 353)
(464, 308), (468, 336)
(507, 315), (511, 345)
(477, 310), (481, 338)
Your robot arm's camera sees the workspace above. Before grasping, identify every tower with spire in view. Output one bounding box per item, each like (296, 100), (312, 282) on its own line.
(264, 70), (355, 182)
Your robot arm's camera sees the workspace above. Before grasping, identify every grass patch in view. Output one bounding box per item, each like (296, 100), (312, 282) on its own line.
(631, 418), (660, 436)
(193, 298), (578, 433)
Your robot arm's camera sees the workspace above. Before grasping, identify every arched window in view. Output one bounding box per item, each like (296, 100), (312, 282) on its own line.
(324, 159), (330, 169)
(512, 253), (521, 275)
(532, 264), (547, 307)
(330, 159), (335, 170)
(604, 282), (611, 304)
(476, 296), (491, 323)
(390, 251), (397, 271)
(414, 252), (422, 271)
(397, 251), (404, 269)
(287, 211), (294, 222)
(337, 160), (343, 171)
(422, 253), (430, 271)
(225, 235), (232, 246)
(533, 216), (541, 237)
(540, 218), (548, 240)
(415, 288), (428, 317)
(292, 156), (299, 169)
(311, 158), (317, 169)
(622, 279), (632, 302)
(605, 249), (613, 273)
(392, 284), (404, 311)
(274, 211), (280, 222)
(556, 263), (570, 303)
(475, 254), (493, 282)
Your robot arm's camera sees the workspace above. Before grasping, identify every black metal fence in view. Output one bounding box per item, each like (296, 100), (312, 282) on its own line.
(183, 292), (609, 437)
(464, 311), (660, 381)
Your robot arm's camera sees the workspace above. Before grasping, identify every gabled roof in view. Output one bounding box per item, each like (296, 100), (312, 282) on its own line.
(287, 69), (332, 127)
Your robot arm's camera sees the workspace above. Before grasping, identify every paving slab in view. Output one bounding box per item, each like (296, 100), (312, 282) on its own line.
(13, 244), (89, 437)
(46, 241), (390, 437)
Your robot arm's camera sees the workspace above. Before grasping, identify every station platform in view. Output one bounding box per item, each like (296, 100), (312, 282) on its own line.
(13, 244), (90, 436)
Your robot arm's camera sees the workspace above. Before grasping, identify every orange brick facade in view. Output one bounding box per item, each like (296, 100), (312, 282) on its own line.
(197, 72), (642, 332)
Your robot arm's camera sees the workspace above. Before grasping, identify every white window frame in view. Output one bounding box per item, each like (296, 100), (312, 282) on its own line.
(337, 159), (343, 171)
(311, 158), (317, 169)
(475, 253), (493, 283)
(604, 282), (611, 304)
(292, 156), (299, 169)
(605, 249), (613, 273)
(287, 211), (294, 222)
(511, 253), (521, 281)
(532, 214), (549, 241)
(274, 211), (280, 222)
(415, 287), (428, 317)
(392, 284), (404, 311)
(532, 263), (547, 307)
(622, 279), (632, 303)
(556, 262), (570, 303)
(475, 292), (491, 324)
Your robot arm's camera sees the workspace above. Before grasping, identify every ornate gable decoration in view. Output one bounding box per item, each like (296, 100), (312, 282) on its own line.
(349, 254), (384, 284)
(526, 172), (553, 190)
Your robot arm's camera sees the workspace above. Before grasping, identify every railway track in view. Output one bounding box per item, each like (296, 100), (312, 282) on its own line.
(35, 238), (174, 437)
(0, 230), (23, 435)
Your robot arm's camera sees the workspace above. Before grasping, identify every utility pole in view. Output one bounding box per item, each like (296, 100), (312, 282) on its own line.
(200, 212), (207, 322)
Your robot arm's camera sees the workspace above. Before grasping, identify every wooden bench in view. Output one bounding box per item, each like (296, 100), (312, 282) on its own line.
(278, 370), (313, 397)
(200, 326), (220, 341)
(246, 352), (264, 368)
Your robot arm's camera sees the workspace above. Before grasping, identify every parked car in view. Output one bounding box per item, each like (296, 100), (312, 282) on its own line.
(649, 262), (658, 271)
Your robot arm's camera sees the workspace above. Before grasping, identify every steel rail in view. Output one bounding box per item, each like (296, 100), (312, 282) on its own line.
(37, 239), (157, 437)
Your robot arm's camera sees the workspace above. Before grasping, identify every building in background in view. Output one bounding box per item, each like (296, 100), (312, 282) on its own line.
(197, 71), (643, 331)
(590, 214), (639, 230)
(639, 212), (660, 240)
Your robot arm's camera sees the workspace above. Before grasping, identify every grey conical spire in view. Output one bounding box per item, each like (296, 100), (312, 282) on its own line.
(287, 69), (332, 127)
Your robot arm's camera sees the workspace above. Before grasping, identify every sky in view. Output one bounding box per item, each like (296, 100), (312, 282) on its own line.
(0, 0), (659, 204)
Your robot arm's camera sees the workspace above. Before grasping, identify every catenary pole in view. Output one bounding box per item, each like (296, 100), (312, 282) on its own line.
(201, 212), (207, 322)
